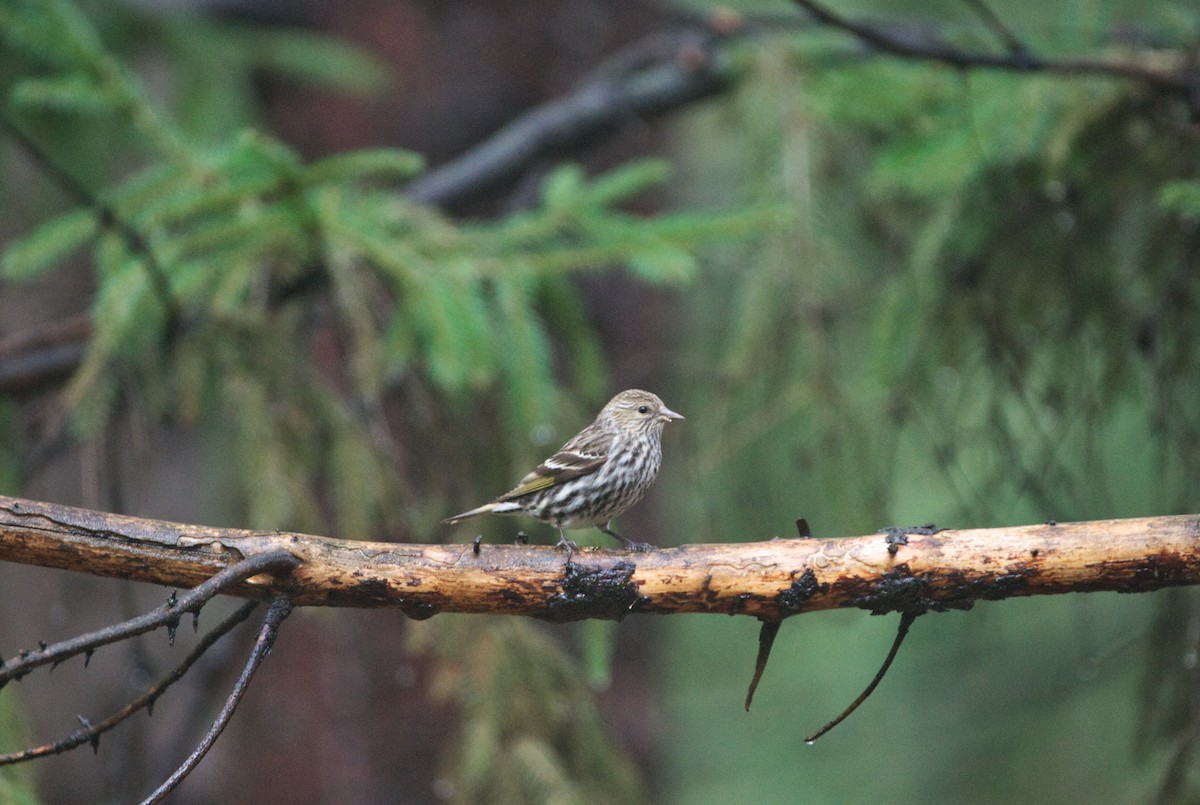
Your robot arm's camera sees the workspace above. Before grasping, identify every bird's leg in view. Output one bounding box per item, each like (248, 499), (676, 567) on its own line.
(599, 522), (653, 553)
(554, 523), (579, 555)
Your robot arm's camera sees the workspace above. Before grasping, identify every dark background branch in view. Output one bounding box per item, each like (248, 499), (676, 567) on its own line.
(404, 25), (736, 208)
(791, 0), (1199, 101)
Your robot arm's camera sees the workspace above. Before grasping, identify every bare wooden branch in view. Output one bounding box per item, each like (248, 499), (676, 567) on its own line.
(2, 496), (1198, 622)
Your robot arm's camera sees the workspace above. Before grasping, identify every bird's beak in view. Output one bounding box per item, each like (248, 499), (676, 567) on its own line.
(659, 406), (684, 421)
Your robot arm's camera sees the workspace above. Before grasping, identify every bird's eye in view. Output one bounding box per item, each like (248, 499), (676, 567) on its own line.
(638, 405), (649, 414)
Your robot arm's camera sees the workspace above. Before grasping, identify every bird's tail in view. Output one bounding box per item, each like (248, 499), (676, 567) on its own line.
(442, 504), (492, 525)
(443, 501), (522, 525)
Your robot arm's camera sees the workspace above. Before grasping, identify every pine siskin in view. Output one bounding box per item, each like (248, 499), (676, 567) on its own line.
(444, 389), (683, 551)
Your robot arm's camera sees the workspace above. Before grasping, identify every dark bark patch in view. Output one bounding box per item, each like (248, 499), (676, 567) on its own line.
(543, 560), (638, 622)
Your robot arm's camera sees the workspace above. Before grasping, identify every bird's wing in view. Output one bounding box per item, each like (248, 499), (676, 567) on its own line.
(497, 425), (612, 500)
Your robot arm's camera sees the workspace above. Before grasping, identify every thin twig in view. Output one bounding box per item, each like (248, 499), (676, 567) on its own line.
(0, 601), (259, 765)
(959, 0), (1030, 56)
(790, 0), (1197, 100)
(0, 115), (181, 331)
(0, 550), (297, 688)
(140, 595), (293, 805)
(804, 611), (919, 743)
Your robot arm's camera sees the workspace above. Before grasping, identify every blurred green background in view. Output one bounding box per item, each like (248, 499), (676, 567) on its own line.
(2, 0), (1199, 802)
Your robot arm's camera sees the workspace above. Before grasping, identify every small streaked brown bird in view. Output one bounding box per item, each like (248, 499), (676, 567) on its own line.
(444, 389), (683, 551)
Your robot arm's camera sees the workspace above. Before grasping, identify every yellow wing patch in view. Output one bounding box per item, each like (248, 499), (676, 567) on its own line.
(497, 451), (607, 501)
(504, 475), (557, 497)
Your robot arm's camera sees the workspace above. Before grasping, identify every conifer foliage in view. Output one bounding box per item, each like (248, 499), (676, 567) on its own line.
(0, 0), (768, 537)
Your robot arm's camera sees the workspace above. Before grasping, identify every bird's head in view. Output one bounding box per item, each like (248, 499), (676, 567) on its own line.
(601, 389), (684, 435)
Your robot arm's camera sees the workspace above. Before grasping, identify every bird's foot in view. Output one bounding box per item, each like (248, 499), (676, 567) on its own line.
(555, 535), (579, 553)
(600, 525), (653, 552)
